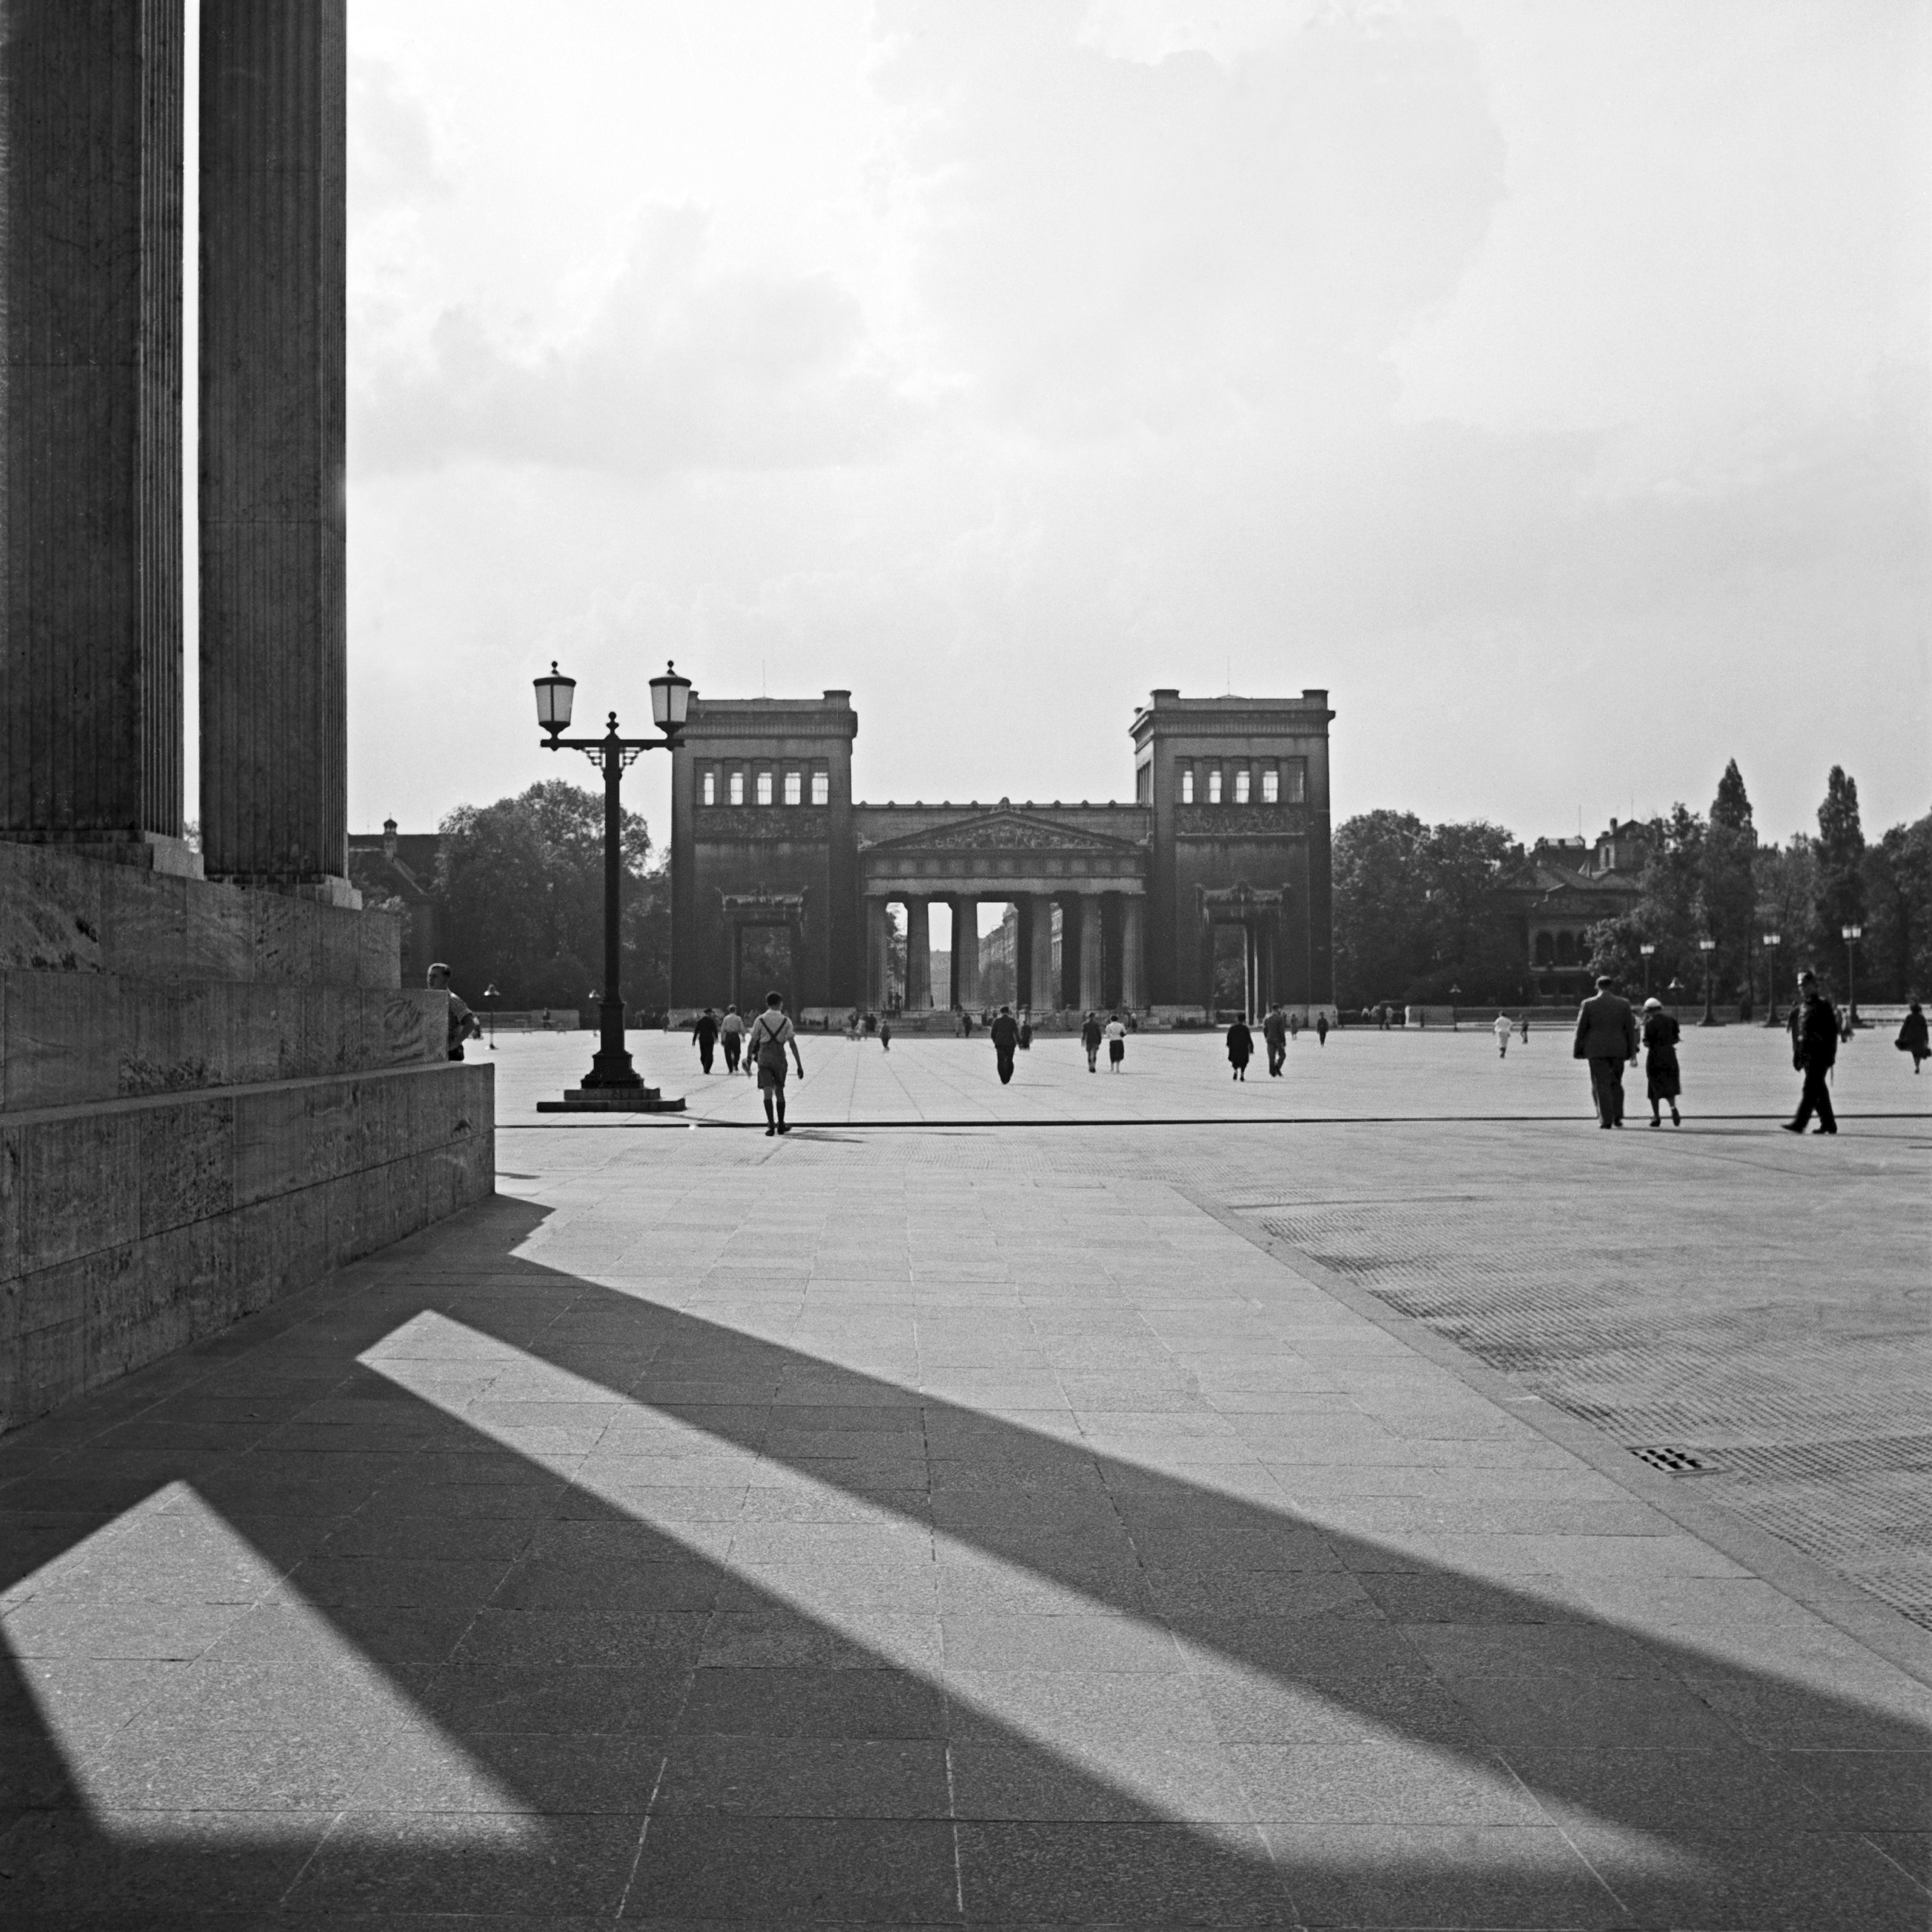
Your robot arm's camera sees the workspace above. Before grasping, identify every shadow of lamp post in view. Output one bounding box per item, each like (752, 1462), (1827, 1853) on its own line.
(1840, 922), (1862, 1027)
(1761, 932), (1781, 1027)
(532, 659), (692, 1108)
(1698, 936), (1717, 1026)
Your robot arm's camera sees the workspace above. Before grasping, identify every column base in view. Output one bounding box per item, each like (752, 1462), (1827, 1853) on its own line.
(204, 871), (362, 908)
(538, 1086), (687, 1113)
(1, 830), (204, 880)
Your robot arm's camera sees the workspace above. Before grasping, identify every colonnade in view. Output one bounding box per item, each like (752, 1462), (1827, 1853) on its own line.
(864, 890), (1144, 1013)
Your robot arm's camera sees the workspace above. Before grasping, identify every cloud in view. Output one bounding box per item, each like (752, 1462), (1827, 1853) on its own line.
(351, 208), (911, 480)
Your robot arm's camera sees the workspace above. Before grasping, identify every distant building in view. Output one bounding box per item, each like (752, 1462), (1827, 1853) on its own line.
(1505, 818), (1650, 1002)
(347, 819), (444, 982)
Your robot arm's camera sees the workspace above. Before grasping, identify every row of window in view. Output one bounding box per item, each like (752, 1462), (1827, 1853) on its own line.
(1175, 758), (1306, 807)
(699, 763), (831, 807)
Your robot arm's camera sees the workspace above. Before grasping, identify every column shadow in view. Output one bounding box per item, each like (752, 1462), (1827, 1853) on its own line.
(0, 1194), (1926, 1928)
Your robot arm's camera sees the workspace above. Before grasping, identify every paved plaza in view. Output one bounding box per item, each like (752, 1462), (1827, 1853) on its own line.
(3, 1031), (1929, 1926)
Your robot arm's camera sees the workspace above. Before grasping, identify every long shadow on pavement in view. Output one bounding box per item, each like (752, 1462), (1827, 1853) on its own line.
(1, 1195), (1927, 1928)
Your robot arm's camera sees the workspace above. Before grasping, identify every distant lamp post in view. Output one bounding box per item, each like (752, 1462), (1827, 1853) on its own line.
(1639, 942), (1656, 997)
(533, 659), (692, 1097)
(1448, 983), (1462, 1032)
(1840, 923), (1863, 1025)
(1697, 937), (1718, 1026)
(1666, 975), (1685, 1017)
(483, 981), (501, 1052)
(1760, 933), (1781, 1027)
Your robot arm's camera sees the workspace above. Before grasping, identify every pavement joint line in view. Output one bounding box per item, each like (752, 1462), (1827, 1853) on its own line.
(493, 1110), (1932, 1129)
(1177, 1182), (1932, 1694)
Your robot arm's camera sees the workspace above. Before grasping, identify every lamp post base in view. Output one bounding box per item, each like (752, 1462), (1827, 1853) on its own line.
(538, 1086), (687, 1113)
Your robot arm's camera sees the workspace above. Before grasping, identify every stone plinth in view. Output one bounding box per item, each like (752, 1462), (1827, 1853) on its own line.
(0, 1), (185, 846)
(537, 1086), (685, 1114)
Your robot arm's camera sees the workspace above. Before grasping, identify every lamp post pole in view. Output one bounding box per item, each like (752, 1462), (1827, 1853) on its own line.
(484, 981), (500, 1051)
(1640, 942), (1655, 998)
(1841, 923), (1862, 1027)
(533, 660), (692, 1092)
(1666, 976), (1685, 1022)
(1761, 934), (1781, 1027)
(1698, 938), (1717, 1026)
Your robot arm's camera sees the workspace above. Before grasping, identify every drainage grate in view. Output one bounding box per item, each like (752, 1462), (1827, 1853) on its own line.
(1629, 1445), (1712, 1476)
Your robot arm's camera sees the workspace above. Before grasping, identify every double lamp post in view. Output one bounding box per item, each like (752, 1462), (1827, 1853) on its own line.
(532, 659), (692, 1100)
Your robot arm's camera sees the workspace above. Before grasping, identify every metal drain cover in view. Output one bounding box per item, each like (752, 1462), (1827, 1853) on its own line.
(1630, 1445), (1712, 1476)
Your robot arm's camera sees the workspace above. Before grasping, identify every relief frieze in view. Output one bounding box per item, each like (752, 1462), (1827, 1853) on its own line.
(694, 806), (830, 842)
(1174, 805), (1306, 837)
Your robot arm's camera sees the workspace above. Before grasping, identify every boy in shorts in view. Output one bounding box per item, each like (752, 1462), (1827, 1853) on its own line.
(748, 992), (806, 1135)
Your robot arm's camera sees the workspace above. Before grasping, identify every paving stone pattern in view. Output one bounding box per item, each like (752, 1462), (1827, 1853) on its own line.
(1, 1039), (1928, 1927)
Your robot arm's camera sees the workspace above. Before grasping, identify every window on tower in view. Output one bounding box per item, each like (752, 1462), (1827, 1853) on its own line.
(728, 770), (745, 806)
(1234, 768), (1251, 805)
(783, 769), (802, 806)
(756, 769), (773, 806)
(1180, 764), (1194, 804)
(1261, 766), (1278, 804)
(1208, 767), (1223, 805)
(701, 769), (716, 806)
(811, 766), (829, 806)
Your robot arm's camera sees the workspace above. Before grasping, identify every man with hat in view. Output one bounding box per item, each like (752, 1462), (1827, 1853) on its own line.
(1572, 973), (1639, 1128)
(1782, 970), (1839, 1135)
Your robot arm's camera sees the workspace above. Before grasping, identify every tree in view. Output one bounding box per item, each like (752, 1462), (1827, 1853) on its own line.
(1755, 836), (1821, 1000)
(1631, 804), (1705, 995)
(1700, 761), (1757, 1005)
(1862, 814), (1932, 1002)
(1333, 811), (1429, 1002)
(435, 780), (660, 1012)
(1814, 766), (1867, 943)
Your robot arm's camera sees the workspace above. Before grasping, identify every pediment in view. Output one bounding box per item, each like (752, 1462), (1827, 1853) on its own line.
(860, 810), (1144, 857)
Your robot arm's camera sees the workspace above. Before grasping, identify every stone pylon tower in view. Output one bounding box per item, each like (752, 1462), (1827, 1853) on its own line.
(0, 3), (492, 1432)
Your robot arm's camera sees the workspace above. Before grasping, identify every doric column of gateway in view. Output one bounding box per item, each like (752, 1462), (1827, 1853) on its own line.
(0, 2), (186, 856)
(1077, 892), (1104, 1013)
(954, 896), (980, 1009)
(865, 897), (890, 1008)
(198, 2), (350, 894)
(1120, 895), (1145, 1010)
(904, 897), (931, 1009)
(1029, 895), (1056, 1013)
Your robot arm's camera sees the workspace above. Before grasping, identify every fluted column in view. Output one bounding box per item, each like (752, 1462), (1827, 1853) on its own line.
(0, 1), (185, 852)
(1028, 894), (1055, 1012)
(865, 897), (889, 1008)
(198, 0), (348, 892)
(954, 896), (980, 1009)
(905, 896), (931, 1009)
(1120, 895), (1144, 1010)
(1078, 892), (1103, 1013)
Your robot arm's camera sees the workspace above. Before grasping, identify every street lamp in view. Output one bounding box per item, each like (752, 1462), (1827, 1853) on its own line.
(1698, 937), (1717, 1027)
(1448, 983), (1462, 1031)
(1639, 942), (1656, 997)
(483, 981), (500, 1051)
(1760, 934), (1781, 1027)
(1666, 975), (1685, 1018)
(533, 659), (692, 1095)
(1841, 923), (1863, 1026)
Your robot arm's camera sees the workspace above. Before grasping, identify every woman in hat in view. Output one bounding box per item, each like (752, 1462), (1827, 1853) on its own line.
(1641, 996), (1682, 1126)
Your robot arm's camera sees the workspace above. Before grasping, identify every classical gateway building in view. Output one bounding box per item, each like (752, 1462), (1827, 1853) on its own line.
(669, 687), (1335, 1022)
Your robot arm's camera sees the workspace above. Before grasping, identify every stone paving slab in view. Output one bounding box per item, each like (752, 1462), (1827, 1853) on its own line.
(2, 1097), (1929, 1928)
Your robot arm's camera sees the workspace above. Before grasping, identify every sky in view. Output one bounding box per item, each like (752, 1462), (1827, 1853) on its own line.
(319, 0), (1928, 857)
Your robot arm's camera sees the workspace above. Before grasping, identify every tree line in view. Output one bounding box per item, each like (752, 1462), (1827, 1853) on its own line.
(1334, 764), (1930, 1010)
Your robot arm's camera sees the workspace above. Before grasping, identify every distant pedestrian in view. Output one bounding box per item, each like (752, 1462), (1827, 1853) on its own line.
(958, 1010), (973, 1040)
(991, 1004), (1020, 1085)
(1493, 1012), (1512, 1058)
(1081, 1010), (1103, 1072)
(863, 1010), (877, 1036)
(691, 1005), (719, 1074)
(428, 963), (480, 1062)
(1641, 997), (1682, 1126)
(1288, 1010), (1301, 1041)
(1782, 970), (1839, 1135)
(1262, 1004), (1287, 1076)
(1572, 973), (1639, 1129)
(879, 1015), (892, 1051)
(1518, 1013), (1530, 1045)
(1226, 1015), (1253, 1080)
(1897, 1000), (1929, 1073)
(1105, 1012), (1127, 1071)
(748, 992), (804, 1136)
(719, 1004), (744, 1073)
(1315, 1012), (1329, 1046)
(1018, 1011), (1033, 1050)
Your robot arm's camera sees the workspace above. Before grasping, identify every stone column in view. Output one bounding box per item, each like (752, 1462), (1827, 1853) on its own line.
(1, 1), (186, 858)
(954, 896), (980, 1009)
(905, 896), (931, 1009)
(198, 0), (349, 894)
(1078, 892), (1103, 1013)
(1120, 895), (1144, 1010)
(1029, 895), (1056, 1013)
(865, 897), (889, 1008)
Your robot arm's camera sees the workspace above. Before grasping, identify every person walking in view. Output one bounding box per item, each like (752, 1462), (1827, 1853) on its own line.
(1104, 1012), (1127, 1071)
(1018, 1010), (1033, 1050)
(1262, 1004), (1288, 1077)
(1315, 1012), (1329, 1047)
(1572, 974), (1639, 1128)
(1081, 1010), (1103, 1072)
(879, 1014), (892, 1051)
(1287, 1010), (1301, 1042)
(747, 992), (805, 1135)
(1226, 1014), (1254, 1081)
(428, 964), (481, 1062)
(1897, 1000), (1929, 1074)
(1518, 1013), (1530, 1046)
(991, 1004), (1020, 1085)
(719, 1004), (744, 1074)
(691, 1005), (719, 1075)
(1492, 1011), (1513, 1058)
(1641, 997), (1682, 1126)
(1782, 970), (1839, 1135)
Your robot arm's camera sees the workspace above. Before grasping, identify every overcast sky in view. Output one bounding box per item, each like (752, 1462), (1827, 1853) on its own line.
(329, 0), (1929, 856)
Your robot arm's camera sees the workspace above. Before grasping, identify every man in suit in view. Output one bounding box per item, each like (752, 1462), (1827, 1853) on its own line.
(1782, 970), (1839, 1135)
(1572, 974), (1640, 1128)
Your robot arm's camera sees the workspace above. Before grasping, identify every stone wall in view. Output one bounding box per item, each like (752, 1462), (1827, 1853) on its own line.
(0, 844), (493, 1431)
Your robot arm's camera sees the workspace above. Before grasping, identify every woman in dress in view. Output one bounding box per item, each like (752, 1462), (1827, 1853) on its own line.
(1226, 1015), (1254, 1081)
(1641, 996), (1682, 1126)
